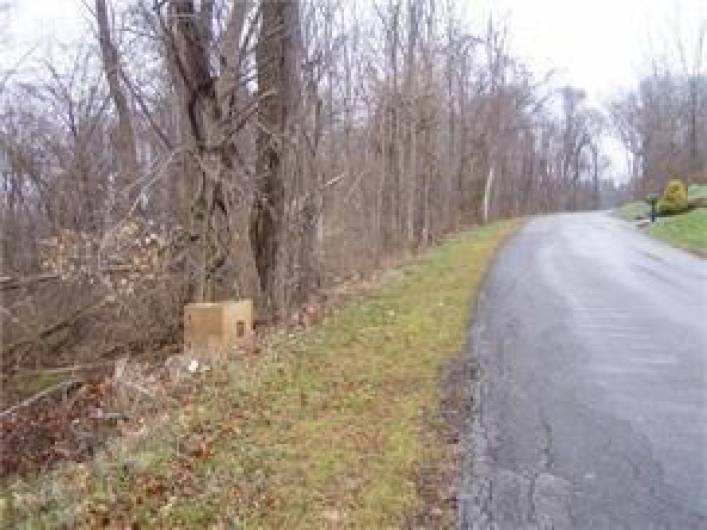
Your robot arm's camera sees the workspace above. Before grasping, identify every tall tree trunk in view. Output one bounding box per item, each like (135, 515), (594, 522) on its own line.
(251, 0), (301, 318)
(95, 0), (139, 212)
(689, 76), (698, 178)
(591, 143), (600, 209)
(167, 0), (216, 302)
(482, 161), (495, 223)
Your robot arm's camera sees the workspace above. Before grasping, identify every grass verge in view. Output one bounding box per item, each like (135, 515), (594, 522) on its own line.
(1, 220), (520, 529)
(649, 208), (707, 255)
(618, 184), (707, 256)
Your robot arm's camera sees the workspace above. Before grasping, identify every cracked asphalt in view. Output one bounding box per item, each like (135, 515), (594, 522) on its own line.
(458, 213), (707, 529)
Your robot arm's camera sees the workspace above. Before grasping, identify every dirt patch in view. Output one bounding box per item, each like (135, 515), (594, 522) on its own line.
(408, 349), (476, 528)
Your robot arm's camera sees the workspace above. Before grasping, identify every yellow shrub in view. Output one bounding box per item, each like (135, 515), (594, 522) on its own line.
(658, 178), (689, 215)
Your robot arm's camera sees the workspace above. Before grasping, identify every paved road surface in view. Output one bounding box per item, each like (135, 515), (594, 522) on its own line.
(458, 213), (707, 529)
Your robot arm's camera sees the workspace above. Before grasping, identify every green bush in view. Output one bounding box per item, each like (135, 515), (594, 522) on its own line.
(658, 178), (689, 215)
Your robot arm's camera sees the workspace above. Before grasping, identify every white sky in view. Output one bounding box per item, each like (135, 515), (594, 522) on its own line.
(5, 0), (705, 89)
(3, 1), (85, 48)
(469, 0), (707, 104)
(1, 0), (87, 76)
(465, 0), (706, 181)
(2, 0), (705, 181)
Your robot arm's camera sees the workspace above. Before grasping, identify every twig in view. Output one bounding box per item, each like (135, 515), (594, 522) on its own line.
(0, 273), (60, 292)
(0, 380), (83, 420)
(1, 297), (112, 356)
(90, 411), (129, 422)
(15, 361), (116, 377)
(115, 379), (156, 400)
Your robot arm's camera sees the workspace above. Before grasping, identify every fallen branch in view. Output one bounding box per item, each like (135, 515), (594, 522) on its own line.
(0, 379), (83, 420)
(113, 378), (179, 406)
(0, 273), (60, 292)
(116, 380), (156, 399)
(90, 410), (130, 422)
(1, 296), (112, 357)
(0, 265), (157, 293)
(15, 361), (116, 377)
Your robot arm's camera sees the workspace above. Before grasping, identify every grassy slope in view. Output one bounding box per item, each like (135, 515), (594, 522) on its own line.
(619, 184), (707, 255)
(2, 220), (520, 529)
(649, 208), (707, 255)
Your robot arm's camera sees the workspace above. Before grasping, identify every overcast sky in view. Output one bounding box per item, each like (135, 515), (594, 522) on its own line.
(5, 0), (705, 98)
(470, 0), (706, 104)
(466, 0), (705, 180)
(3, 0), (705, 181)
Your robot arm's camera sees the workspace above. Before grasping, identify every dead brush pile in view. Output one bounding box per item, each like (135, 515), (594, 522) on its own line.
(1, 218), (185, 375)
(0, 352), (212, 479)
(0, 275), (341, 481)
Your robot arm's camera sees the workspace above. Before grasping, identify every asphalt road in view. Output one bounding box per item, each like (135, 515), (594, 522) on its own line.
(458, 213), (707, 529)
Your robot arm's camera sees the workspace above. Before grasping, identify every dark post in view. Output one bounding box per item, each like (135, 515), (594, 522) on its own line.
(646, 193), (659, 223)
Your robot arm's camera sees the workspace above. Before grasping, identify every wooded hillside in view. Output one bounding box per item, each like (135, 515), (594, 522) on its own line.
(1, 0), (612, 372)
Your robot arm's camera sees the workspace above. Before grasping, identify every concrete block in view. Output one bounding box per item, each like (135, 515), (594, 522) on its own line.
(184, 299), (254, 356)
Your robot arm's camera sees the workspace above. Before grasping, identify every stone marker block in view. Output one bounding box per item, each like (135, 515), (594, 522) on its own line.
(184, 299), (254, 356)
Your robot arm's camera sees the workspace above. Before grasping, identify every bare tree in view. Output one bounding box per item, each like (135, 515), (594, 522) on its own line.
(94, 0), (139, 211)
(251, 0), (306, 316)
(1, 0), (618, 373)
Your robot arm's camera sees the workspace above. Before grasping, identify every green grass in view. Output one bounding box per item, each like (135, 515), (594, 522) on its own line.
(617, 184), (707, 221)
(617, 184), (707, 255)
(650, 208), (707, 255)
(1, 220), (520, 529)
